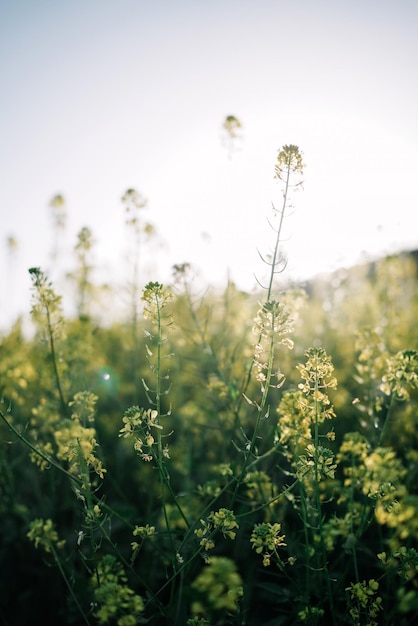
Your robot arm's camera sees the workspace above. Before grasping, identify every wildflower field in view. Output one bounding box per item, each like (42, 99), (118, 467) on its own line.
(1, 147), (417, 625)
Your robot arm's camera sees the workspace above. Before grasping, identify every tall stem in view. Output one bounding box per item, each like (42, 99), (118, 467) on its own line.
(149, 288), (190, 533)
(267, 160), (291, 299)
(29, 268), (67, 417)
(50, 544), (91, 626)
(230, 308), (276, 509)
(312, 375), (336, 624)
(45, 304), (67, 417)
(378, 394), (396, 446)
(239, 146), (303, 412)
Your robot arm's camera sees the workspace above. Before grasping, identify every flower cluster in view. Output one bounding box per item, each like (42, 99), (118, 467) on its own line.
(274, 144), (305, 184)
(337, 436), (414, 548)
(29, 440), (54, 471)
(297, 443), (337, 482)
(298, 606), (325, 622)
(378, 546), (418, 583)
(28, 267), (64, 332)
(27, 518), (65, 553)
(355, 327), (388, 384)
(296, 347), (337, 423)
(337, 432), (370, 467)
(345, 579), (382, 626)
(91, 555), (144, 626)
(253, 300), (295, 349)
(209, 508), (239, 539)
(186, 617), (209, 626)
(54, 392), (106, 480)
(119, 406), (168, 462)
(380, 349), (418, 400)
(244, 470), (280, 519)
(362, 447), (407, 501)
(195, 508), (239, 554)
(277, 389), (313, 459)
(195, 519), (215, 552)
(375, 497), (418, 547)
(252, 299), (295, 391)
(131, 524), (156, 554)
(250, 522), (286, 567)
(141, 281), (174, 328)
(190, 556), (243, 617)
(336, 432), (371, 502)
(287, 348), (339, 491)
(68, 390), (98, 424)
(321, 512), (355, 552)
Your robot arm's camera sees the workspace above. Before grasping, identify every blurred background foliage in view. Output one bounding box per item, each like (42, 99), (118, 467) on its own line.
(0, 248), (417, 625)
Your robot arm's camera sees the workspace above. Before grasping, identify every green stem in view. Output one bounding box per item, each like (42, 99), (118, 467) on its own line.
(350, 490), (360, 584)
(153, 292), (190, 554)
(312, 377), (336, 625)
(229, 309), (276, 509)
(0, 408), (83, 487)
(76, 444), (100, 586)
(267, 160), (291, 298)
(238, 156), (293, 415)
(98, 521), (159, 604)
(155, 479), (298, 605)
(46, 304), (68, 417)
(50, 544), (91, 626)
(300, 483), (311, 604)
(155, 293), (163, 458)
(185, 282), (241, 427)
(379, 393), (396, 446)
(0, 408), (132, 531)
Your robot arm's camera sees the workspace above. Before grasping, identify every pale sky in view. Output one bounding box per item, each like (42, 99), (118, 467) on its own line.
(1, 0), (418, 328)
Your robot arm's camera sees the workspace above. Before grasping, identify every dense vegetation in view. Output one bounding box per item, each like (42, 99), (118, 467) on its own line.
(1, 146), (417, 625)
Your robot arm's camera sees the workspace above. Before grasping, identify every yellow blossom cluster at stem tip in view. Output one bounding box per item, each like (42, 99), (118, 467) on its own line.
(250, 522), (286, 567)
(119, 406), (169, 462)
